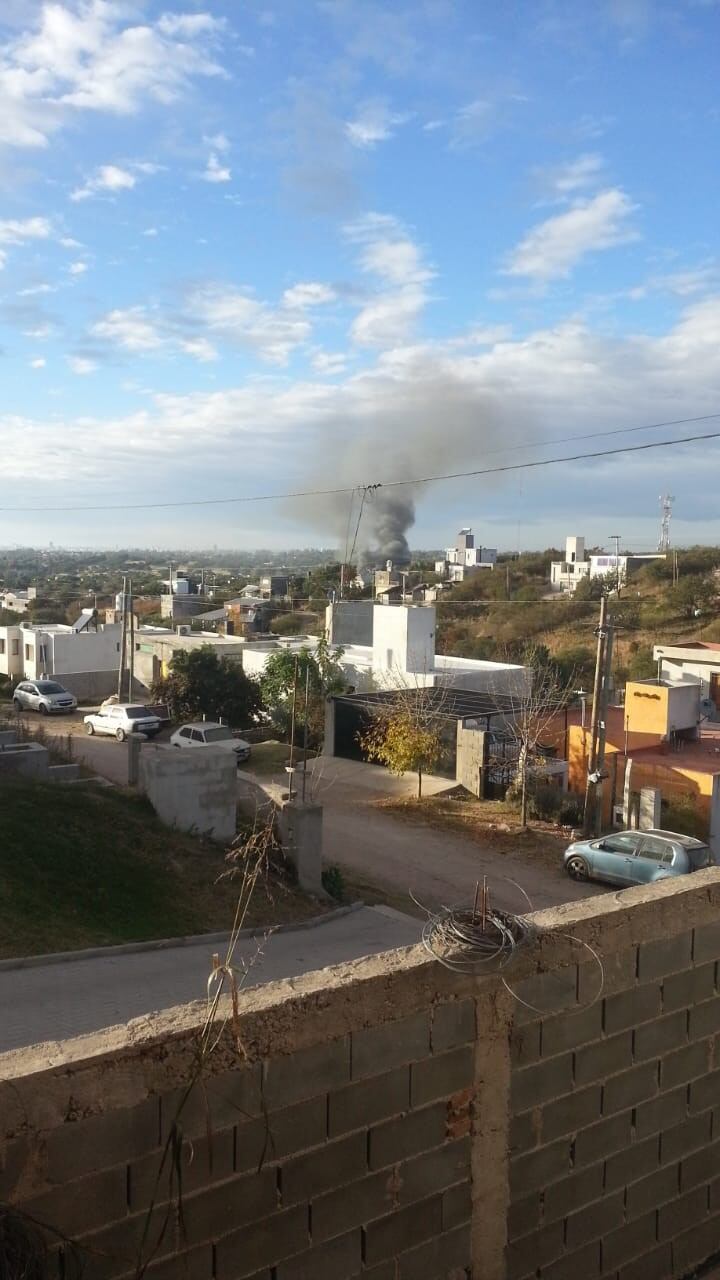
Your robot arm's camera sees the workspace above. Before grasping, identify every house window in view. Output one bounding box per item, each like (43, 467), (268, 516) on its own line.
(0, 639), (5, 655)
(25, 644), (32, 661)
(11, 640), (19, 656)
(386, 648), (394, 667)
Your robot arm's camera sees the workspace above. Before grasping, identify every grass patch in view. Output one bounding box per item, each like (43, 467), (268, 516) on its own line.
(375, 793), (570, 870)
(0, 779), (326, 959)
(246, 739), (316, 779)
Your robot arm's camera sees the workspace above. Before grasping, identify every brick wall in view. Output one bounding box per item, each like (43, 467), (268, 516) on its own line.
(2, 872), (720, 1280)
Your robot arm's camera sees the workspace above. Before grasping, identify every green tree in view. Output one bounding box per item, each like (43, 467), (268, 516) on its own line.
(260, 635), (346, 747)
(151, 648), (263, 727)
(360, 681), (443, 799)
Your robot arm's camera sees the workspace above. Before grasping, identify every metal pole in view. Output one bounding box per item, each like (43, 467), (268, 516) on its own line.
(287, 655), (299, 801)
(117, 575), (128, 701)
(583, 594), (607, 835)
(593, 619), (614, 836)
(301, 661), (310, 802)
(609, 534), (621, 595)
(128, 577), (134, 701)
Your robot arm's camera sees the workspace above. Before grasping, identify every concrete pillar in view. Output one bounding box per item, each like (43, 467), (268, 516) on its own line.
(128, 735), (142, 786)
(456, 722), (486, 798)
(280, 802), (325, 894)
(709, 776), (720, 863)
(323, 696), (336, 757)
(639, 787), (662, 831)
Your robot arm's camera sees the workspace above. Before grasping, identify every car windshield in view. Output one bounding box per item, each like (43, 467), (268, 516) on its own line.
(203, 727), (233, 742)
(36, 682), (65, 694)
(125, 706), (152, 719)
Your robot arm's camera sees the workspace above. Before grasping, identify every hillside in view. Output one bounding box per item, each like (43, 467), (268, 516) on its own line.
(0, 780), (323, 959)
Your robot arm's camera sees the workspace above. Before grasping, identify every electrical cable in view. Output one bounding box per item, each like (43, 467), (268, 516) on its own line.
(0, 417), (718, 514)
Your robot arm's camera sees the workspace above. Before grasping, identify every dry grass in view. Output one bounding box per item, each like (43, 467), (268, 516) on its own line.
(374, 792), (570, 870)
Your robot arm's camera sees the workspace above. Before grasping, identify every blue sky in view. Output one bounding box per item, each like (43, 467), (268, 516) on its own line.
(0, 0), (719, 554)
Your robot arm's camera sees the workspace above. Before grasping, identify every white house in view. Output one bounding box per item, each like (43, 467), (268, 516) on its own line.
(0, 617), (125, 699)
(0, 587), (37, 613)
(653, 642), (720, 720)
(550, 537), (590, 593)
(435, 529), (497, 583)
(551, 536), (664, 592)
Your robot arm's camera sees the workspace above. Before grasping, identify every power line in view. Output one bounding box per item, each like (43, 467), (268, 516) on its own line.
(0, 418), (718, 515)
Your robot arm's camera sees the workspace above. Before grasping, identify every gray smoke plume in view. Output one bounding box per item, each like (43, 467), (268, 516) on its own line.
(358, 492), (415, 567)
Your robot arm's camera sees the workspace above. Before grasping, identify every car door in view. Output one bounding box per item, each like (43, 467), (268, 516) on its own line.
(191, 729), (206, 746)
(633, 835), (674, 884)
(14, 682), (30, 708)
(95, 709), (112, 735)
(593, 832), (644, 884)
(24, 683), (41, 711)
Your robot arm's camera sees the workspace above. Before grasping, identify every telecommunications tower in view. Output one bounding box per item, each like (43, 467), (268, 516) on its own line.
(658, 493), (674, 553)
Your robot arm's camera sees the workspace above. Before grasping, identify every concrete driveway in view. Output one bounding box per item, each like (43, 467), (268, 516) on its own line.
(0, 905), (420, 1054)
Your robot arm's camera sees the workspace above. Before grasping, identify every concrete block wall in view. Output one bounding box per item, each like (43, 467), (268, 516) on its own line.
(3, 873), (720, 1280)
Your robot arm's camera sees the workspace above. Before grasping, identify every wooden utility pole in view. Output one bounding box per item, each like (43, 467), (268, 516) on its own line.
(583, 594), (607, 835)
(117, 575), (128, 701)
(287, 655), (299, 801)
(128, 577), (135, 702)
(593, 617), (614, 835)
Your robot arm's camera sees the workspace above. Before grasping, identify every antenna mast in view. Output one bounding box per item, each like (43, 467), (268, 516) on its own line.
(658, 493), (674, 553)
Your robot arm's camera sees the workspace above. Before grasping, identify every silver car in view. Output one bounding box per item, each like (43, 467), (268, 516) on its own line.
(564, 828), (713, 887)
(13, 680), (77, 715)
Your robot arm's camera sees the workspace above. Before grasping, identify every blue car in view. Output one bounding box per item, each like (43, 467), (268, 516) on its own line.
(563, 829), (713, 887)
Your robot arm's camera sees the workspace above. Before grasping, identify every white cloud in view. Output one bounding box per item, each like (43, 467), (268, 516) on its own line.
(0, 4), (226, 150)
(180, 337), (219, 362)
(203, 131), (230, 152)
(18, 283), (55, 296)
(282, 282), (336, 309)
(29, 356), (46, 369)
(345, 101), (410, 149)
(189, 285), (311, 363)
(345, 212), (435, 346)
(550, 153), (605, 195)
(143, 227), (159, 237)
(68, 355), (96, 375)
(68, 260), (88, 275)
(202, 152), (231, 182)
(312, 350), (347, 376)
(71, 164), (136, 201)
(59, 236), (82, 249)
(505, 188), (639, 281)
(91, 307), (165, 353)
(0, 216), (52, 244)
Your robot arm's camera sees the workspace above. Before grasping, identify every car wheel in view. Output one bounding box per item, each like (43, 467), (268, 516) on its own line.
(115, 728), (126, 742)
(566, 855), (589, 882)
(86, 722), (95, 735)
(39, 703), (49, 715)
(12, 698), (22, 712)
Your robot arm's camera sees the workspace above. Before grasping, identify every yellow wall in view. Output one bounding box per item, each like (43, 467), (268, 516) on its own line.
(625, 681), (669, 736)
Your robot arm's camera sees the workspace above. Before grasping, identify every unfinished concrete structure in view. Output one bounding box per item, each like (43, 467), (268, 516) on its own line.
(139, 742), (237, 841)
(3, 872), (720, 1278)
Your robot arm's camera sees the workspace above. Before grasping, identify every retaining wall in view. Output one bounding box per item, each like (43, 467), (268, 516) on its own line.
(3, 873), (720, 1279)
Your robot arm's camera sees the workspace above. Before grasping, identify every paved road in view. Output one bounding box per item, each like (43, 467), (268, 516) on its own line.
(0, 906), (420, 1054)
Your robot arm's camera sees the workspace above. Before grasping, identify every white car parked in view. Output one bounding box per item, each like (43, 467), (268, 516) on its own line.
(84, 703), (162, 742)
(13, 680), (77, 715)
(169, 722), (251, 763)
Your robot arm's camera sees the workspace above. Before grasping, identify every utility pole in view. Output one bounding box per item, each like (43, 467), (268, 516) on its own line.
(301, 661), (310, 803)
(128, 577), (135, 702)
(117, 575), (128, 701)
(287, 655), (299, 802)
(505, 562), (510, 599)
(609, 534), (621, 596)
(593, 617), (614, 834)
(583, 594), (608, 836)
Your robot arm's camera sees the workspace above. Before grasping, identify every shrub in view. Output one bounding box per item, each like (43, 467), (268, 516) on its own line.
(527, 784), (564, 822)
(322, 865), (345, 901)
(558, 795), (584, 827)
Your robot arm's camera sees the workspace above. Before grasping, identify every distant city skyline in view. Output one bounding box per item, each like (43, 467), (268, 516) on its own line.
(0, 2), (718, 550)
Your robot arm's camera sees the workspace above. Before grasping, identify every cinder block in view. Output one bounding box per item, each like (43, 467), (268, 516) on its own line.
(604, 1135), (660, 1191)
(663, 962), (716, 1012)
(263, 1095), (327, 1164)
(618, 1242), (673, 1280)
(369, 1101), (447, 1170)
(129, 1126), (234, 1211)
(506, 1221), (564, 1280)
(542, 1240), (601, 1280)
(660, 1111), (712, 1164)
(602, 1211), (657, 1270)
(396, 1138), (470, 1209)
(658, 1184), (708, 1240)
(689, 996), (720, 1041)
(634, 1010), (688, 1061)
(511, 967), (578, 1022)
(118, 1243), (213, 1280)
(603, 1061), (658, 1115)
(660, 1039), (710, 1090)
(574, 1112), (632, 1167)
(410, 1046), (473, 1108)
(510, 1021), (541, 1068)
(634, 1086), (687, 1139)
(182, 1168), (277, 1246)
(509, 1109), (538, 1156)
(361, 1193), (442, 1266)
(541, 1003), (602, 1057)
(578, 948), (636, 1002)
(574, 1031), (632, 1086)
(543, 1163), (603, 1222)
(393, 1222), (471, 1280)
(681, 1139), (720, 1190)
(441, 1179), (472, 1230)
(565, 1189), (624, 1248)
(311, 1169), (396, 1242)
(75, 1201), (172, 1279)
(351, 1012), (430, 1081)
(432, 999), (475, 1052)
(214, 1205), (308, 1278)
(507, 1193), (542, 1242)
(281, 1131), (366, 1206)
(626, 1163), (679, 1218)
(46, 1098), (160, 1185)
(541, 1085), (602, 1142)
(262, 1037), (350, 1110)
(693, 921), (720, 963)
(328, 1066), (410, 1137)
(637, 932), (693, 982)
(603, 984), (661, 1035)
(511, 1054), (573, 1113)
(274, 1229), (361, 1279)
(21, 1166), (128, 1239)
(672, 1213), (720, 1275)
(689, 1069), (720, 1115)
(509, 1139), (571, 1195)
(0, 1137), (33, 1202)
(161, 1066), (262, 1142)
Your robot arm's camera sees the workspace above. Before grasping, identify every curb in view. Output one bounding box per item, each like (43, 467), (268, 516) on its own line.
(0, 901), (366, 973)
